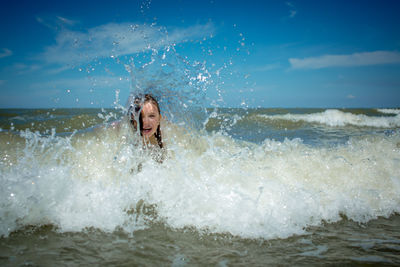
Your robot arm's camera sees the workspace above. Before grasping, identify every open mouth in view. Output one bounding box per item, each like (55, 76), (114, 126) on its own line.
(142, 128), (153, 135)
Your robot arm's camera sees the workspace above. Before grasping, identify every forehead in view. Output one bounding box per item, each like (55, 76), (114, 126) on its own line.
(142, 101), (159, 113)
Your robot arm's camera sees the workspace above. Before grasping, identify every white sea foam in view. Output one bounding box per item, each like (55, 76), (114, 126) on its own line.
(259, 109), (400, 128)
(0, 122), (399, 239)
(10, 116), (26, 121)
(377, 108), (400, 115)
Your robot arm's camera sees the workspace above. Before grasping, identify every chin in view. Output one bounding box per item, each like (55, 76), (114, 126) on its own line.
(143, 132), (154, 138)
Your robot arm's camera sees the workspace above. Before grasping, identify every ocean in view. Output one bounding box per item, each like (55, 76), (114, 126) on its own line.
(1, 107), (400, 265)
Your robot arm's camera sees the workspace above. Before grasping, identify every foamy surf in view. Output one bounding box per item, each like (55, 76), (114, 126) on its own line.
(377, 108), (400, 115)
(258, 109), (400, 128)
(1, 118), (399, 240)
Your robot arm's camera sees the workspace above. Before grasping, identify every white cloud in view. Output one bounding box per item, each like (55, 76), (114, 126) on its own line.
(289, 10), (297, 18)
(346, 94), (355, 99)
(56, 16), (77, 26)
(252, 63), (281, 72)
(36, 15), (78, 30)
(8, 63), (42, 74)
(28, 75), (130, 97)
(289, 51), (400, 69)
(286, 2), (297, 18)
(39, 22), (215, 65)
(45, 65), (76, 75)
(0, 48), (13, 59)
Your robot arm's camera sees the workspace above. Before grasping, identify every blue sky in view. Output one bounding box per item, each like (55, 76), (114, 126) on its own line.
(0, 0), (399, 108)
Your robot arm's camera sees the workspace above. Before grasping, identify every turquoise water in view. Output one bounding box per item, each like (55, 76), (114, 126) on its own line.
(1, 107), (400, 265)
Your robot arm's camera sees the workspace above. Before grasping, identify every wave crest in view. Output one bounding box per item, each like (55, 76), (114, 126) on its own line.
(258, 109), (400, 128)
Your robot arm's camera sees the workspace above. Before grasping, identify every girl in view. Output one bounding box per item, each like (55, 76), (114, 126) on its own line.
(127, 94), (165, 162)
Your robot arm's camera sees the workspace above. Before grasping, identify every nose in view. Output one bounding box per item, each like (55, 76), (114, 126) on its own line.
(142, 116), (151, 127)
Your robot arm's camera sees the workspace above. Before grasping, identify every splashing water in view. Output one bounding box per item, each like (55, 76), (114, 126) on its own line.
(121, 44), (211, 130)
(1, 108), (400, 240)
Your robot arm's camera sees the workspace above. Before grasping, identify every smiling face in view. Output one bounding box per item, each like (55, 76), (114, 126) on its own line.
(140, 101), (161, 138)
